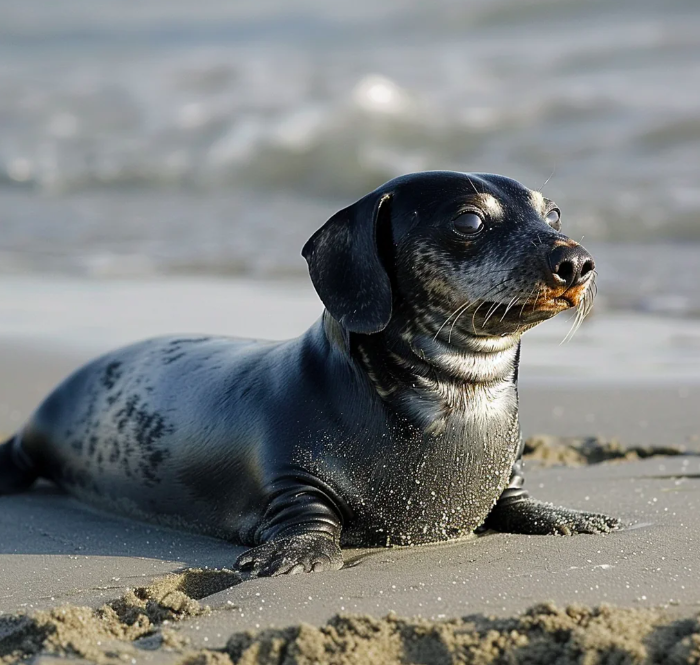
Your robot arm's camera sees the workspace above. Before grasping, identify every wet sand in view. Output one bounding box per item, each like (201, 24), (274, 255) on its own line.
(1, 278), (699, 662)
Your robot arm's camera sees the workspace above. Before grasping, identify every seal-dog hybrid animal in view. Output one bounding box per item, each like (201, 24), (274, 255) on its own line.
(0, 171), (619, 576)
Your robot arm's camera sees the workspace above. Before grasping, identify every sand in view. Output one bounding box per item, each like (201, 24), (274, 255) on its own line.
(0, 570), (241, 664)
(225, 604), (700, 665)
(3, 596), (700, 663)
(1, 279), (700, 663)
(522, 435), (691, 467)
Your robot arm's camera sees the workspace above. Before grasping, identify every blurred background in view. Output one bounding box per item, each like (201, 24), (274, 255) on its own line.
(0, 0), (699, 436)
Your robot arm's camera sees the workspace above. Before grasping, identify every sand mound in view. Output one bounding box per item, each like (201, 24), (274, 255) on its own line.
(4, 583), (700, 665)
(0, 568), (240, 664)
(523, 435), (687, 467)
(226, 603), (700, 665)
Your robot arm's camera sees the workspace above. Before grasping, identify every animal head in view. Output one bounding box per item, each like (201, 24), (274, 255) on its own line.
(302, 171), (595, 345)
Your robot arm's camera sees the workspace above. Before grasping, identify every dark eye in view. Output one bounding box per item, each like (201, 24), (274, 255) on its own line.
(452, 212), (484, 236)
(545, 208), (561, 230)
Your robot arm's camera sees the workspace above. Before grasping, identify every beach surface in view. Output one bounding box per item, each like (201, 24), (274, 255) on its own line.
(1, 277), (699, 662)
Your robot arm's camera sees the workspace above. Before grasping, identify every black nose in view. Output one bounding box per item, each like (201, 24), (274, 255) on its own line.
(547, 244), (595, 288)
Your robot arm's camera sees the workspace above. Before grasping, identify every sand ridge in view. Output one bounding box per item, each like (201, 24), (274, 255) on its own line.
(226, 603), (700, 665)
(3, 585), (700, 664)
(0, 569), (240, 664)
(522, 435), (689, 467)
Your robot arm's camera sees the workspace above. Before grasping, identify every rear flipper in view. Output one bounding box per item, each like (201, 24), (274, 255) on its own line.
(0, 435), (38, 495)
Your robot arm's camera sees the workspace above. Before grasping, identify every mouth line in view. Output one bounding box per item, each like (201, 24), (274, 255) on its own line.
(450, 284), (592, 337)
(476, 296), (573, 319)
(458, 292), (581, 333)
(553, 295), (576, 308)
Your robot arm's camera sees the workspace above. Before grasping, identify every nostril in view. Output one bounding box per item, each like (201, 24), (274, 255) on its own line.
(555, 260), (575, 286)
(548, 245), (595, 287)
(581, 259), (595, 279)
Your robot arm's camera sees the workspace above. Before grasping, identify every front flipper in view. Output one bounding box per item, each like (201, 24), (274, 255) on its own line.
(235, 533), (343, 577)
(485, 497), (620, 535)
(484, 436), (621, 535)
(235, 472), (346, 577)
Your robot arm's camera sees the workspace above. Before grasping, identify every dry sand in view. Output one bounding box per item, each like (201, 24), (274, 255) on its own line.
(522, 435), (691, 467)
(2, 559), (700, 663)
(1, 280), (700, 663)
(3, 589), (700, 663)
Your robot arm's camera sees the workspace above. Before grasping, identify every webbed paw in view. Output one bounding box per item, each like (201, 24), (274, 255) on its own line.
(235, 534), (343, 577)
(486, 498), (621, 536)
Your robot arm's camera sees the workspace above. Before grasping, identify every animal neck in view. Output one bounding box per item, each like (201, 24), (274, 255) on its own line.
(406, 331), (521, 386)
(352, 314), (522, 409)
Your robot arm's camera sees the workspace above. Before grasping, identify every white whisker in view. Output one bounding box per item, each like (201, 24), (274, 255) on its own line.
(482, 302), (503, 328)
(434, 299), (472, 342)
(560, 276), (595, 344)
(500, 296), (519, 322)
(519, 284), (539, 318)
(447, 300), (477, 343)
(540, 164), (556, 191)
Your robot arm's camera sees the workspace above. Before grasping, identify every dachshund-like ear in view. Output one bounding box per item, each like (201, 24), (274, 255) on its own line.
(302, 192), (393, 334)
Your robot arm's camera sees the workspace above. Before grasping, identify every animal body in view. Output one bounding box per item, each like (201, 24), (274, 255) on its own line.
(0, 171), (619, 576)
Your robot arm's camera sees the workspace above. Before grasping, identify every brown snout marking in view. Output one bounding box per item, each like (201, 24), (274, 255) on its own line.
(560, 283), (588, 307)
(532, 283), (588, 310)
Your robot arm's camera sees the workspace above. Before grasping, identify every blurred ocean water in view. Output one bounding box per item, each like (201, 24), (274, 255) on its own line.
(0, 0), (699, 313)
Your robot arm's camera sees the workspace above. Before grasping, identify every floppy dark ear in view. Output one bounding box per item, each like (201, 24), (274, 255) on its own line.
(302, 192), (393, 334)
